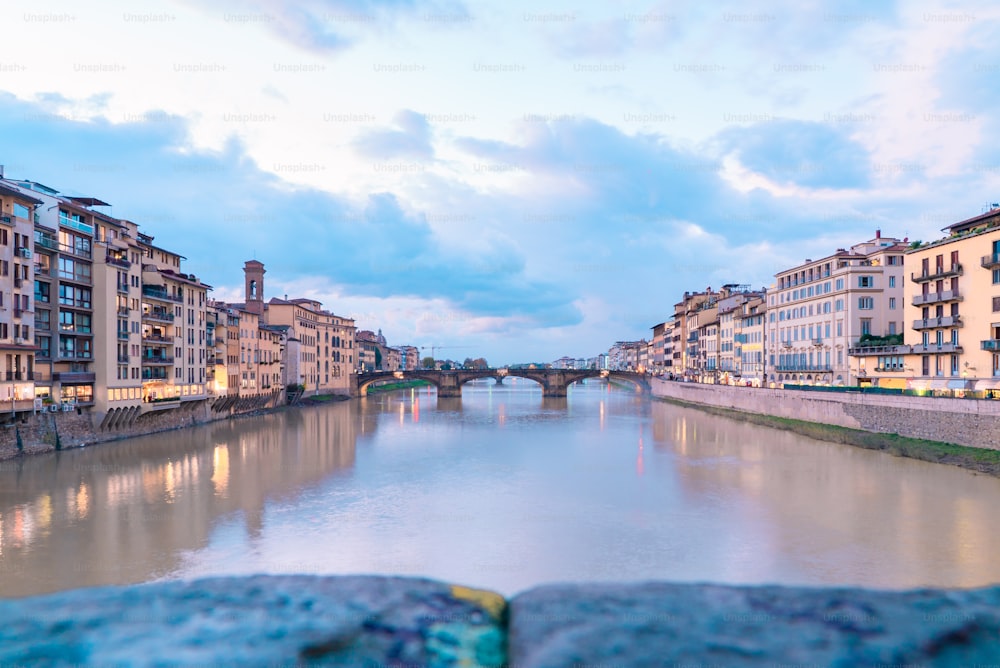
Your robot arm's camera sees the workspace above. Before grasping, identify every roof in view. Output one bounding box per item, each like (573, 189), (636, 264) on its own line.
(66, 196), (110, 207)
(0, 183), (43, 206)
(942, 207), (1000, 234)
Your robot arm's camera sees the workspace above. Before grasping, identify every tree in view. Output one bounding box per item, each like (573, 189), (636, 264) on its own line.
(463, 357), (474, 369)
(422, 356), (436, 369)
(441, 362), (453, 370)
(472, 357), (489, 369)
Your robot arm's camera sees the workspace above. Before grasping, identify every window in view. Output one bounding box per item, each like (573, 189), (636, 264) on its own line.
(889, 297), (896, 309)
(889, 276), (896, 288)
(835, 278), (844, 291)
(994, 296), (1000, 313)
(835, 299), (844, 312)
(858, 276), (873, 288)
(861, 319), (872, 336)
(993, 268), (1000, 285)
(922, 355), (930, 376)
(888, 322), (897, 335)
(858, 297), (874, 310)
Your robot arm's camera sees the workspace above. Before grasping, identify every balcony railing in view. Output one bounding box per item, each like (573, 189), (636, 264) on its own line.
(142, 334), (171, 344)
(812, 339), (823, 346)
(912, 290), (963, 306)
(117, 306), (130, 316)
(117, 331), (130, 340)
(105, 255), (131, 269)
(849, 344), (912, 356)
(141, 356), (174, 366)
(59, 243), (92, 260)
(3, 371), (35, 381)
(117, 282), (129, 294)
(912, 316), (963, 330)
(142, 287), (182, 303)
(141, 370), (169, 381)
(912, 343), (963, 354)
(52, 372), (95, 383)
(33, 234), (58, 251)
(982, 339), (1000, 351)
(773, 364), (834, 372)
(911, 264), (963, 283)
(982, 254), (1000, 269)
(117, 354), (130, 363)
(142, 310), (175, 323)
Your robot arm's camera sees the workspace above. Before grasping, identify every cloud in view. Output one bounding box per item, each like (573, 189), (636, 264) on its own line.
(352, 109), (434, 160)
(715, 119), (872, 190)
(179, 0), (469, 52)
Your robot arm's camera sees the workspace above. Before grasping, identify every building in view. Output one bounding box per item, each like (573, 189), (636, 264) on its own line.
(137, 231), (211, 404)
(769, 231), (906, 387)
(0, 182), (41, 416)
(737, 295), (767, 386)
(245, 262), (355, 397)
(399, 345), (419, 371)
(855, 207), (1000, 394)
(716, 286), (766, 385)
(673, 289), (718, 380)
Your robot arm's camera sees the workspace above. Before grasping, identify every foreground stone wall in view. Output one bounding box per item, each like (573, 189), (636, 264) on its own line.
(2, 575), (998, 666)
(652, 378), (1000, 450)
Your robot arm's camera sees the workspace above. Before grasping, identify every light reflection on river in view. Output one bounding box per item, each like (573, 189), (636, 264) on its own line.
(2, 379), (1000, 597)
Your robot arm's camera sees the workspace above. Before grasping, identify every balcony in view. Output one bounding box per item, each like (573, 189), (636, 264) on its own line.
(52, 371), (95, 383)
(812, 339), (824, 346)
(982, 253), (1000, 269)
(849, 344), (912, 356)
(117, 282), (129, 294)
(142, 310), (175, 323)
(912, 343), (963, 354)
(142, 286), (182, 303)
(982, 340), (1000, 351)
(912, 290), (963, 306)
(59, 243), (92, 260)
(142, 334), (171, 345)
(141, 369), (169, 381)
(105, 254), (131, 269)
(911, 264), (963, 283)
(117, 354), (130, 364)
(117, 331), (130, 340)
(3, 371), (35, 381)
(33, 233), (58, 251)
(141, 355), (174, 366)
(57, 352), (94, 361)
(912, 316), (962, 330)
(117, 306), (130, 317)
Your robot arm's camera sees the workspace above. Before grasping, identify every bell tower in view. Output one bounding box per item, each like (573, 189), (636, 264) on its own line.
(244, 260), (265, 315)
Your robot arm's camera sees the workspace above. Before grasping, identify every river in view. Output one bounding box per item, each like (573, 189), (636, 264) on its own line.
(2, 379), (999, 598)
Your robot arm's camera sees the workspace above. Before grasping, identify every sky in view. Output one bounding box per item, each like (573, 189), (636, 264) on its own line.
(1, 0), (998, 364)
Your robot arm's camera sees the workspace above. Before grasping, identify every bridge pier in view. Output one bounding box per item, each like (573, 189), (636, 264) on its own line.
(436, 373), (462, 398)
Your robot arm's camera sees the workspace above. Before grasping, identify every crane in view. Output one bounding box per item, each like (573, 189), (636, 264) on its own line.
(419, 344), (475, 366)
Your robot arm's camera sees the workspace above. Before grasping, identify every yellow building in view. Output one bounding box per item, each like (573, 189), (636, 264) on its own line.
(858, 208), (1000, 394)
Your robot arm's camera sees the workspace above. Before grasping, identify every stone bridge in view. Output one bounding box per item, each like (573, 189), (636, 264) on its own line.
(355, 368), (650, 398)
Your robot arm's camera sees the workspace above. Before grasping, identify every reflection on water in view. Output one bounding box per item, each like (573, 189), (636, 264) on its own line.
(2, 380), (1000, 598)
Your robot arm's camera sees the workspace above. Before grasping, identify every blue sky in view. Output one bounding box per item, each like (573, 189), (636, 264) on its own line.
(2, 0), (998, 363)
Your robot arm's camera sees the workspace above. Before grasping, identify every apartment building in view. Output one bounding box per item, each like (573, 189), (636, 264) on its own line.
(399, 345), (419, 370)
(737, 295), (767, 386)
(769, 231), (906, 386)
(137, 232), (210, 403)
(855, 208), (1000, 393)
(717, 286), (765, 383)
(673, 289), (717, 380)
(0, 183), (41, 415)
(7, 180), (99, 409)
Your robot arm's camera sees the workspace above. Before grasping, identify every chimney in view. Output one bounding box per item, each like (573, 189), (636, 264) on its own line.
(876, 228), (881, 239)
(0, 165), (4, 178)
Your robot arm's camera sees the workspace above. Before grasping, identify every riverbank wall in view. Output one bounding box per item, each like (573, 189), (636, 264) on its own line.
(652, 377), (1000, 451)
(0, 390), (339, 461)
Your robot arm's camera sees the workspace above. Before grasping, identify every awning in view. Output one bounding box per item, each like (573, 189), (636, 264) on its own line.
(947, 379), (968, 390)
(975, 379), (1000, 391)
(877, 378), (907, 390)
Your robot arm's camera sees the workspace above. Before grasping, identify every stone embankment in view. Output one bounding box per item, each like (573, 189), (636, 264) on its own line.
(653, 377), (1000, 451)
(2, 575), (998, 666)
(0, 390), (347, 461)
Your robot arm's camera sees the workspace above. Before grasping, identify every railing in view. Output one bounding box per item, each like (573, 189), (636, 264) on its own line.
(59, 216), (94, 235)
(142, 334), (171, 343)
(812, 338), (823, 346)
(59, 243), (92, 259)
(117, 331), (130, 340)
(912, 290), (963, 306)
(141, 371), (168, 381)
(117, 354), (130, 363)
(106, 255), (131, 269)
(982, 339), (1000, 351)
(58, 351), (94, 360)
(3, 371), (35, 381)
(911, 264), (963, 283)
(912, 316), (962, 330)
(773, 365), (834, 372)
(142, 310), (175, 322)
(849, 344), (912, 355)
(982, 253), (1000, 269)
(141, 356), (174, 365)
(142, 287), (182, 302)
(911, 343), (963, 354)
(33, 233), (58, 250)
(14, 277), (22, 288)
(117, 306), (130, 316)
(117, 282), (129, 294)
